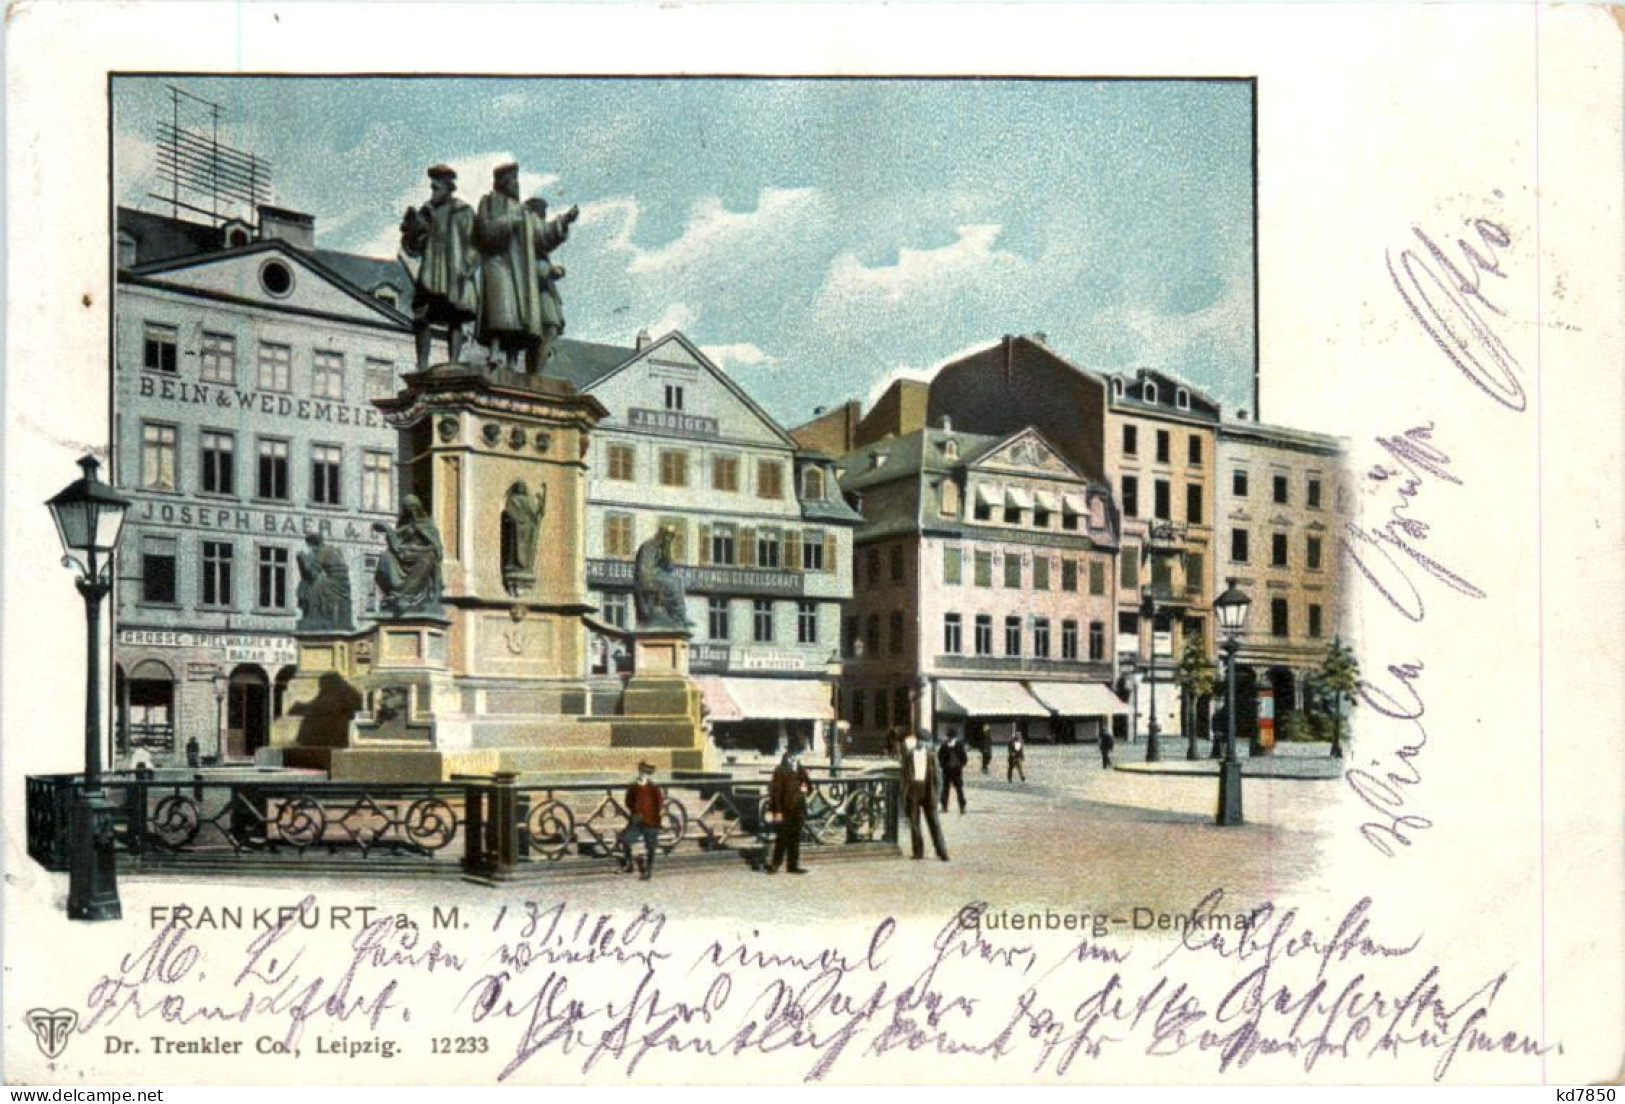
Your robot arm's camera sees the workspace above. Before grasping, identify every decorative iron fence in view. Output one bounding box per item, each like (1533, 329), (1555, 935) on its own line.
(25, 768), (900, 879)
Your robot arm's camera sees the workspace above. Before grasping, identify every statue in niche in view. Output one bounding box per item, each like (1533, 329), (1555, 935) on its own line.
(295, 533), (354, 632)
(472, 161), (578, 372)
(633, 525), (690, 631)
(399, 164), (478, 371)
(501, 480), (547, 595)
(372, 494), (445, 618)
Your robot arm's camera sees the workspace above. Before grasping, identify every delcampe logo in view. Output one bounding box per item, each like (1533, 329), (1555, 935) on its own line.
(25, 1008), (77, 1059)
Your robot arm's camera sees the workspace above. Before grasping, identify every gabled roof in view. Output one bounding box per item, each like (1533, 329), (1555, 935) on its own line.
(117, 206), (221, 265)
(965, 425), (1093, 484)
(124, 238), (413, 328)
(310, 249), (416, 314)
(546, 338), (638, 391)
(838, 427), (1003, 493)
(579, 331), (800, 449)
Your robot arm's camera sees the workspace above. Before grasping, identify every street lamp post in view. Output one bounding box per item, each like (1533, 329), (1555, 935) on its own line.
(1213, 577), (1251, 827)
(210, 671), (229, 765)
(1141, 587), (1160, 763)
(46, 455), (132, 920)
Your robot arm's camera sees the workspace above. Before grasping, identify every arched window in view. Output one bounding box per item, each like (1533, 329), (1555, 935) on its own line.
(1175, 387), (1190, 410)
(801, 466), (827, 501)
(1143, 380), (1159, 404)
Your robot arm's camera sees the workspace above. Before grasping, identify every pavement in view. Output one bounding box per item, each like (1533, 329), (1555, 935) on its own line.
(119, 743), (1343, 927)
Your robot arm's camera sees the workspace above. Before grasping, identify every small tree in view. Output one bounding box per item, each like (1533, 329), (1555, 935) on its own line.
(1174, 631), (1218, 760)
(1320, 637), (1360, 758)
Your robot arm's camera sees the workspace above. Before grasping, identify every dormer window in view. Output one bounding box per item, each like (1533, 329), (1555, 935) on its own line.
(1110, 377), (1124, 400)
(1143, 380), (1159, 404)
(868, 450), (888, 471)
(116, 231), (137, 269)
(1175, 387), (1190, 410)
(801, 466), (827, 501)
(372, 283), (400, 307)
(943, 437), (959, 460)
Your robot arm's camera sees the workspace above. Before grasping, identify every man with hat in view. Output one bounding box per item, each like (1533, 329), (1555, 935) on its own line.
(899, 728), (950, 861)
(474, 161), (579, 372)
(399, 164), (478, 371)
(764, 747), (813, 874)
(621, 760), (665, 881)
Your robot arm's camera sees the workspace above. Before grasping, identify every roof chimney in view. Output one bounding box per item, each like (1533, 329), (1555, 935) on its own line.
(1236, 409), (1249, 421)
(1031, 331), (1048, 346)
(635, 328), (652, 350)
(256, 205), (316, 251)
(939, 414), (953, 432)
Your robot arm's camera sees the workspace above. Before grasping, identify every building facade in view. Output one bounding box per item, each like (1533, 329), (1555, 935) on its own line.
(1103, 369), (1222, 743)
(1215, 418), (1350, 747)
(556, 332), (859, 755)
(836, 425), (1124, 754)
(112, 205), (416, 765)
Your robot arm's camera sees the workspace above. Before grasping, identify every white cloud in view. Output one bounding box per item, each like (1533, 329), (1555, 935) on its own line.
(700, 342), (781, 371)
(644, 301), (698, 337)
(624, 188), (824, 277)
(860, 337), (1002, 410)
(343, 153), (561, 258)
(1080, 264), (1253, 377)
(813, 224), (1019, 316)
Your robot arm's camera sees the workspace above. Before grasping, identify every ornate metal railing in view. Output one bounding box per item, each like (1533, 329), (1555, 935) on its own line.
(25, 768), (900, 879)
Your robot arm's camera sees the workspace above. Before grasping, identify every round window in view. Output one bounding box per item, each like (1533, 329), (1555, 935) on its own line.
(259, 259), (294, 297)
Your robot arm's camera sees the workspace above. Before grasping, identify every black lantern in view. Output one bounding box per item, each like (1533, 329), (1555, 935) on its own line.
(46, 455), (131, 920)
(1213, 577), (1251, 826)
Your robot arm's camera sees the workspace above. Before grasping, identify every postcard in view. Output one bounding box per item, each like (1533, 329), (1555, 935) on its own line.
(3, 1), (1621, 1088)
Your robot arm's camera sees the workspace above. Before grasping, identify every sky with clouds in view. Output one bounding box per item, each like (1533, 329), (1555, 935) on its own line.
(113, 76), (1254, 427)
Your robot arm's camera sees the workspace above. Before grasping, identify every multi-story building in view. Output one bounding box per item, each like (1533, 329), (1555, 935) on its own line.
(112, 205), (415, 765)
(835, 423), (1124, 753)
(554, 331), (859, 755)
(1103, 369), (1222, 743)
(1215, 417), (1350, 747)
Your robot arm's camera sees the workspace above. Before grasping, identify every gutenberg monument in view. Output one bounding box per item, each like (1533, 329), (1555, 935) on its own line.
(266, 161), (710, 781)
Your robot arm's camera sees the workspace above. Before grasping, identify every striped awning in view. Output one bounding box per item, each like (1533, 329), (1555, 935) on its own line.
(694, 676), (744, 722)
(936, 679), (1051, 718)
(721, 677), (834, 721)
(1027, 681), (1130, 716)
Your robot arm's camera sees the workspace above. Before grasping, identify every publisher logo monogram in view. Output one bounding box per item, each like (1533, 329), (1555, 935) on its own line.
(26, 1008), (77, 1059)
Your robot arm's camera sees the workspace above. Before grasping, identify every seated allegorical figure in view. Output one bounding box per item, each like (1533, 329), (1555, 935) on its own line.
(372, 494), (445, 618)
(632, 525), (690, 631)
(295, 532), (354, 632)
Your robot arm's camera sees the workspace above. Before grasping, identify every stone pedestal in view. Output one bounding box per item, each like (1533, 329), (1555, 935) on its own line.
(266, 365), (716, 781)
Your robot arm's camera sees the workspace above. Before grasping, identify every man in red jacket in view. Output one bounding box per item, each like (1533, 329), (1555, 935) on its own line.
(621, 761), (664, 880)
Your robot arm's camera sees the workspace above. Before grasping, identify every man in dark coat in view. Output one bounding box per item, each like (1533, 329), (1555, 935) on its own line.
(939, 733), (969, 814)
(765, 749), (813, 874)
(1099, 726), (1116, 768)
(977, 724), (993, 775)
(900, 729), (949, 861)
(1008, 729), (1027, 783)
(621, 761), (664, 880)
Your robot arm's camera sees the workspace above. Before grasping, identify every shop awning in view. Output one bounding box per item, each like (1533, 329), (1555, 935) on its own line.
(936, 679), (1051, 718)
(974, 483), (1000, 507)
(1028, 681), (1130, 716)
(694, 676), (744, 722)
(1005, 486), (1033, 510)
(1033, 490), (1060, 512)
(721, 677), (834, 721)
(1062, 493), (1088, 516)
